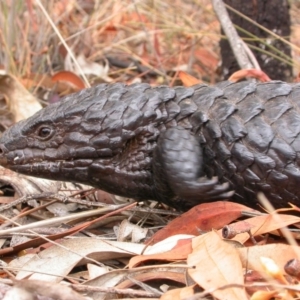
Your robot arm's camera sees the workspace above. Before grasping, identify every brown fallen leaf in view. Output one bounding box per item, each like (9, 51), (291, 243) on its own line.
(160, 284), (197, 300)
(84, 265), (185, 298)
(178, 70), (201, 86)
(225, 213), (300, 244)
(115, 269), (186, 289)
(238, 243), (300, 276)
(115, 219), (148, 242)
(188, 231), (248, 300)
(0, 74), (42, 122)
(129, 237), (193, 268)
(13, 237), (145, 282)
(21, 73), (79, 96)
(52, 70), (86, 90)
(194, 48), (219, 71)
(147, 201), (258, 245)
(251, 290), (283, 300)
(228, 69), (271, 83)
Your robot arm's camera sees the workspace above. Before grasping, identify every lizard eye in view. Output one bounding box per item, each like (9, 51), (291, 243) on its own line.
(36, 126), (54, 140)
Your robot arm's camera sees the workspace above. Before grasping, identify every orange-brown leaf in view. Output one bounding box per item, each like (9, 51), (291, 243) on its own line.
(116, 270), (187, 289)
(21, 73), (78, 96)
(52, 71), (86, 89)
(229, 69), (271, 82)
(193, 48), (218, 69)
(178, 71), (201, 86)
(147, 201), (258, 245)
(226, 214), (300, 244)
(129, 238), (192, 268)
(238, 243), (300, 275)
(188, 231), (248, 300)
(161, 285), (197, 300)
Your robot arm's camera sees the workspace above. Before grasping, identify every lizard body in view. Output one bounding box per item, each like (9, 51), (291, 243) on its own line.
(0, 81), (299, 210)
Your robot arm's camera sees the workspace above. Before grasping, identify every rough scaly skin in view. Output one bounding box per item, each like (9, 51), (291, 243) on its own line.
(0, 81), (300, 210)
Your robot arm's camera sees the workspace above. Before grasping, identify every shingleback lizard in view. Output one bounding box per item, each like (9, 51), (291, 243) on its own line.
(0, 80), (300, 210)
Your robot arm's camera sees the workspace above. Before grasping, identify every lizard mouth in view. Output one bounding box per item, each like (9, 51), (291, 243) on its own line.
(0, 145), (103, 168)
(0, 147), (97, 175)
(10, 159), (94, 169)
(5, 157), (97, 184)
(0, 150), (117, 189)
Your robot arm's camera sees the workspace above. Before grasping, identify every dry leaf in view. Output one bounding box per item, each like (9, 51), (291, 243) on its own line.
(148, 201), (258, 245)
(65, 54), (112, 82)
(145, 234), (195, 255)
(129, 237), (193, 268)
(84, 265), (185, 300)
(0, 74), (42, 122)
(228, 69), (271, 83)
(114, 219), (148, 242)
(178, 71), (201, 86)
(160, 285), (196, 300)
(194, 48), (218, 70)
(21, 73), (79, 95)
(87, 264), (110, 280)
(188, 231), (248, 300)
(52, 71), (86, 89)
(238, 244), (300, 275)
(13, 238), (145, 282)
(250, 290), (280, 300)
(226, 214), (300, 244)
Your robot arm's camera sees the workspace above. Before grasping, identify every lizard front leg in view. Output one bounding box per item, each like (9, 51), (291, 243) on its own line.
(152, 126), (234, 210)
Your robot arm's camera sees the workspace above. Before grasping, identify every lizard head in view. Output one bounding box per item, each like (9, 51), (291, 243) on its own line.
(0, 83), (165, 198)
